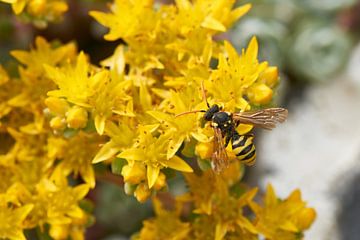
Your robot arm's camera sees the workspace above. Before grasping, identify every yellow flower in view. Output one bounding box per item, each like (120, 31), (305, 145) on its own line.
(6, 68), (54, 110)
(90, 0), (156, 41)
(250, 184), (316, 240)
(0, 203), (33, 240)
(35, 179), (89, 226)
(51, 133), (102, 188)
(47, 136), (67, 160)
(174, 0), (251, 34)
(183, 171), (258, 240)
(134, 197), (190, 239)
(45, 52), (98, 106)
(118, 129), (193, 189)
(91, 0), (250, 74)
(3, 128), (47, 164)
(92, 122), (152, 164)
(148, 87), (210, 159)
(0, 0), (68, 27)
(11, 36), (76, 76)
(208, 37), (270, 110)
(164, 35), (213, 88)
(7, 37), (75, 110)
(45, 53), (134, 134)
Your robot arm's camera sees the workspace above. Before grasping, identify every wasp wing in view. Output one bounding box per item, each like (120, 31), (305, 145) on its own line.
(233, 108), (288, 130)
(211, 127), (229, 173)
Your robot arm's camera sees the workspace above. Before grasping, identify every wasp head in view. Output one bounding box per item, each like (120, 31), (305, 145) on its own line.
(204, 104), (220, 121)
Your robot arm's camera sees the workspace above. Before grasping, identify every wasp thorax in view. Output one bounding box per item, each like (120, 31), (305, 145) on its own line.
(204, 104), (220, 121)
(212, 111), (232, 130)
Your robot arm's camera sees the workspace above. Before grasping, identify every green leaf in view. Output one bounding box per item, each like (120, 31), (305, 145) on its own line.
(35, 226), (52, 240)
(181, 139), (196, 158)
(162, 168), (176, 179)
(197, 158), (211, 171)
(79, 199), (95, 213)
(111, 158), (127, 175)
(124, 182), (137, 196)
(83, 119), (96, 132)
(63, 128), (78, 138)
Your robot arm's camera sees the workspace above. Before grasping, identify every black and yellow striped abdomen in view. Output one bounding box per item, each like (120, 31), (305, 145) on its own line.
(231, 134), (256, 166)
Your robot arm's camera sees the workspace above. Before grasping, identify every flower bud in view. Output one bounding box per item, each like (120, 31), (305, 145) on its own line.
(50, 116), (66, 130)
(134, 183), (151, 203)
(49, 224), (69, 240)
(247, 83), (273, 105)
(66, 106), (88, 129)
(153, 172), (166, 191)
(297, 208), (317, 230)
(195, 142), (213, 160)
(51, 2), (68, 16)
(28, 0), (46, 15)
(124, 182), (136, 196)
(259, 66), (279, 88)
(45, 97), (69, 115)
(121, 163), (146, 185)
(71, 211), (88, 225)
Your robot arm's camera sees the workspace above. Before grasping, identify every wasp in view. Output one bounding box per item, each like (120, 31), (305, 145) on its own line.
(176, 81), (288, 173)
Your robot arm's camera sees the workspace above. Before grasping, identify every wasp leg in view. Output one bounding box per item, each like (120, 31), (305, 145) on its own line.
(224, 126), (236, 148)
(225, 134), (231, 148)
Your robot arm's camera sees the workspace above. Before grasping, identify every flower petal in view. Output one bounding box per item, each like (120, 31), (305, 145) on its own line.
(147, 111), (173, 124)
(215, 222), (228, 240)
(147, 165), (160, 189)
(94, 114), (106, 135)
(246, 36), (259, 62)
(12, 0), (26, 14)
(167, 136), (184, 159)
(73, 184), (90, 200)
(166, 156), (193, 172)
(92, 141), (118, 163)
(265, 184), (277, 207)
(201, 16), (226, 32)
(117, 148), (144, 161)
(236, 216), (257, 234)
(230, 4), (251, 23)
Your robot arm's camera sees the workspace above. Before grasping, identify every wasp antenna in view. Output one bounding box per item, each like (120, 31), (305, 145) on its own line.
(175, 110), (206, 118)
(201, 80), (210, 108)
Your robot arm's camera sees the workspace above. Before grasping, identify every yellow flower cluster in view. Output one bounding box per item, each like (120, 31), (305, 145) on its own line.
(90, 0), (279, 202)
(0, 0), (316, 239)
(0, 37), (93, 240)
(134, 171), (316, 240)
(1, 0), (68, 27)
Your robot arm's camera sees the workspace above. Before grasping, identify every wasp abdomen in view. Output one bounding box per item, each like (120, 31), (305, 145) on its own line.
(232, 134), (256, 166)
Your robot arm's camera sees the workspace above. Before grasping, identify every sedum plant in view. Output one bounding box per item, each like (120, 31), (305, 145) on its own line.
(0, 0), (68, 27)
(0, 0), (316, 239)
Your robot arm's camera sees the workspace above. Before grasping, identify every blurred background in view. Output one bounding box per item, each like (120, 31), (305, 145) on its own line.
(1, 0), (360, 239)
